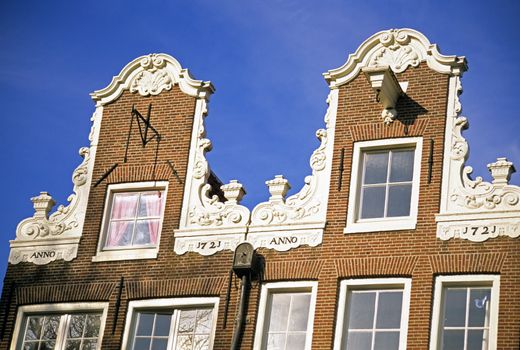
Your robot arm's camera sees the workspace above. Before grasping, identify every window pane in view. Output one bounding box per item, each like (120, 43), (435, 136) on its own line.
(373, 331), (400, 350)
(176, 335), (193, 350)
(106, 221), (134, 247)
(360, 186), (386, 219)
(40, 341), (56, 350)
(363, 152), (389, 184)
(178, 310), (197, 334)
(468, 288), (491, 327)
(195, 309), (213, 334)
(266, 333), (285, 350)
(138, 192), (163, 217)
(23, 343), (39, 350)
(288, 294), (311, 331)
(467, 329), (485, 350)
(154, 314), (172, 337)
(81, 340), (98, 350)
(442, 329), (464, 350)
(42, 316), (60, 340)
(345, 331), (371, 350)
(25, 317), (44, 340)
(68, 315), (86, 338)
(111, 193), (138, 219)
(443, 288), (467, 327)
(84, 314), (102, 338)
(376, 291), (403, 329)
(134, 337), (151, 350)
(347, 292), (375, 329)
(65, 340), (81, 350)
(286, 333), (306, 349)
(389, 150), (414, 182)
(136, 313), (155, 336)
(268, 294), (291, 332)
(193, 335), (211, 350)
(387, 184), (412, 217)
(134, 221), (155, 245)
(151, 338), (168, 350)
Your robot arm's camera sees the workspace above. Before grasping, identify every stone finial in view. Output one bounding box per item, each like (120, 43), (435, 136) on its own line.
(221, 180), (246, 205)
(266, 175), (291, 202)
(487, 157), (516, 185)
(31, 192), (55, 219)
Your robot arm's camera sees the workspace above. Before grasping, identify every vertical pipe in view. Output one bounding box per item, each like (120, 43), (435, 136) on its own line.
(230, 274), (250, 350)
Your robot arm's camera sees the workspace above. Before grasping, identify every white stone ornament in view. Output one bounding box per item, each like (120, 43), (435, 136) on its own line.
(130, 54), (174, 96)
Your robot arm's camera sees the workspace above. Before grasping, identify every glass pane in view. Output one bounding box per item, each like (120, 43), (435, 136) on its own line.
(363, 152), (389, 184)
(268, 294), (291, 332)
(266, 333), (285, 350)
(347, 292), (375, 329)
(25, 317), (44, 340)
(68, 315), (86, 338)
(195, 309), (213, 334)
(389, 150), (414, 182)
(136, 313), (155, 336)
(133, 337), (151, 350)
(134, 221), (154, 245)
(154, 314), (172, 337)
(467, 329), (485, 350)
(441, 329), (464, 350)
(23, 343), (39, 350)
(111, 193), (138, 219)
(468, 288), (491, 327)
(43, 316), (60, 340)
(443, 288), (467, 327)
(138, 192), (163, 217)
(40, 341), (56, 350)
(286, 333), (306, 349)
(345, 331), (371, 350)
(360, 186), (386, 219)
(376, 291), (403, 329)
(106, 221), (134, 247)
(84, 314), (102, 338)
(64, 340), (81, 350)
(176, 335), (193, 350)
(178, 310), (197, 334)
(82, 339), (99, 350)
(151, 338), (168, 350)
(288, 294), (311, 331)
(387, 184), (412, 217)
(193, 335), (211, 350)
(374, 331), (400, 350)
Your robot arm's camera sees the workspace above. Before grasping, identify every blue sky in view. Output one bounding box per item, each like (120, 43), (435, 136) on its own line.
(1, 0), (519, 286)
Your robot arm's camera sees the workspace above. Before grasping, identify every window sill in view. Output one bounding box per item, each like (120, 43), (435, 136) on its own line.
(91, 248), (158, 262)
(344, 217), (416, 233)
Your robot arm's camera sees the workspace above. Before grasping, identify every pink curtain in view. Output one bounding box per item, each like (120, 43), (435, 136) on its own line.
(144, 192), (162, 244)
(107, 194), (137, 247)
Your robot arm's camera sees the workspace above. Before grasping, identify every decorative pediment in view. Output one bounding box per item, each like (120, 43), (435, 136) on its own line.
(90, 53), (214, 106)
(324, 28), (467, 87)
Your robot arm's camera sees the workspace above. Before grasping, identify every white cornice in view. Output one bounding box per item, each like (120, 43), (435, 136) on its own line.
(324, 28), (467, 87)
(90, 53), (214, 106)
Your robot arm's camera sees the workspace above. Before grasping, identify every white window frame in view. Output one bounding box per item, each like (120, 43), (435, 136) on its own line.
(121, 297), (220, 350)
(92, 181), (168, 262)
(333, 277), (412, 350)
(253, 281), (318, 350)
(344, 137), (423, 234)
(10, 302), (109, 350)
(429, 275), (500, 350)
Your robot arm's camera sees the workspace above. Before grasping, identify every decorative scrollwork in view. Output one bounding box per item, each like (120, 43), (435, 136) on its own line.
(369, 29), (420, 73)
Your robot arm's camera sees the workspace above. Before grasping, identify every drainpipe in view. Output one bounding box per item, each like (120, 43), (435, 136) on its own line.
(230, 273), (250, 350)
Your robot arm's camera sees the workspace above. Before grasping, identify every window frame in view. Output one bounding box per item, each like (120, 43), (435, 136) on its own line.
(429, 275), (500, 350)
(253, 281), (318, 350)
(333, 277), (412, 350)
(10, 302), (109, 350)
(121, 297), (220, 350)
(344, 137), (423, 234)
(92, 181), (168, 262)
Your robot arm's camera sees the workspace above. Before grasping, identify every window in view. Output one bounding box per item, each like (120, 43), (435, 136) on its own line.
(345, 138), (422, 233)
(93, 182), (168, 262)
(253, 281), (318, 350)
(11, 303), (108, 350)
(430, 275), (500, 350)
(122, 298), (219, 350)
(334, 278), (411, 350)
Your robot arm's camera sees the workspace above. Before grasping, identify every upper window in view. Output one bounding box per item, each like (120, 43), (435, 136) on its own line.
(430, 275), (500, 350)
(253, 281), (318, 350)
(11, 303), (108, 350)
(92, 182), (168, 262)
(345, 138), (422, 233)
(334, 278), (411, 350)
(121, 298), (219, 350)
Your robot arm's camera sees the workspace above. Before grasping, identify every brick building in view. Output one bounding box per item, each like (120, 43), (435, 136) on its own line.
(1, 28), (519, 349)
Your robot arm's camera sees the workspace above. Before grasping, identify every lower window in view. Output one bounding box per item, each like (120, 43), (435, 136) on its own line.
(334, 278), (411, 350)
(122, 298), (219, 350)
(430, 275), (500, 350)
(11, 303), (108, 350)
